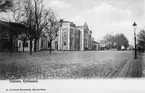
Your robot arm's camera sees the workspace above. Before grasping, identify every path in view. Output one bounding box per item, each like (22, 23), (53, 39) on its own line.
(106, 53), (143, 78)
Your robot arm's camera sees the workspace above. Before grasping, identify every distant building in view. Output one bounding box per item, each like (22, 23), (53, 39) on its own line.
(84, 23), (89, 50)
(92, 38), (100, 50)
(88, 30), (92, 50)
(74, 28), (80, 50)
(121, 45), (125, 50)
(76, 26), (84, 50)
(76, 23), (91, 50)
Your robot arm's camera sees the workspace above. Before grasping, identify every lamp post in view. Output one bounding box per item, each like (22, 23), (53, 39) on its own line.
(132, 22), (137, 59)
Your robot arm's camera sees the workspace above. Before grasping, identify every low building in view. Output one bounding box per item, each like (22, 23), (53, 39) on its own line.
(92, 39), (100, 51)
(0, 21), (26, 52)
(18, 34), (58, 52)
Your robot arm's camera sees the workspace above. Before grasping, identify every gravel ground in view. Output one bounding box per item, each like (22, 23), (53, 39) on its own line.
(0, 51), (135, 79)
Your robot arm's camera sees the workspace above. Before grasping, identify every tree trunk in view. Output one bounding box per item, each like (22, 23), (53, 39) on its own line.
(29, 38), (32, 55)
(23, 41), (25, 52)
(34, 39), (37, 53)
(50, 41), (52, 54)
(9, 36), (13, 57)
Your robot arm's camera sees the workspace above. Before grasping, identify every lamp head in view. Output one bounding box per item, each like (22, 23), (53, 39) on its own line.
(133, 22), (137, 30)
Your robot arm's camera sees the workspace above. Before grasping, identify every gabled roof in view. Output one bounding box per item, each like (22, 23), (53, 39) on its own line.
(92, 41), (100, 44)
(0, 20), (27, 29)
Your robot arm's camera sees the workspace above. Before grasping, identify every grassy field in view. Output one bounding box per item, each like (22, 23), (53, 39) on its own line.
(0, 51), (135, 79)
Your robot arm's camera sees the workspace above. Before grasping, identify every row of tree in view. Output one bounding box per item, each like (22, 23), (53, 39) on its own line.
(100, 33), (129, 50)
(0, 0), (61, 56)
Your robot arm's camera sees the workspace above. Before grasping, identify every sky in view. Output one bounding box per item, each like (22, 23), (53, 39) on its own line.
(43, 0), (144, 45)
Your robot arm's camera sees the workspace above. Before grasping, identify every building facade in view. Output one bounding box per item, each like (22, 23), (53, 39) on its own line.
(58, 21), (77, 50)
(74, 28), (80, 50)
(76, 23), (91, 50)
(76, 26), (84, 51)
(92, 38), (100, 50)
(18, 34), (58, 52)
(88, 30), (92, 50)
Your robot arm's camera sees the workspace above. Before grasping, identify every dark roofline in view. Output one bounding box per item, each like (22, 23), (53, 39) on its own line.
(0, 20), (10, 28)
(92, 41), (100, 44)
(0, 20), (27, 29)
(76, 26), (83, 28)
(62, 21), (70, 23)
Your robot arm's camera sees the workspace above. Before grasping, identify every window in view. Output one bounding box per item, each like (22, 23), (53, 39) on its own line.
(24, 42), (28, 47)
(19, 42), (21, 47)
(41, 41), (44, 48)
(64, 41), (66, 45)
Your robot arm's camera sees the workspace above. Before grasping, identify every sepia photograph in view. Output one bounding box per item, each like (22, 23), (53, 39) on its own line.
(0, 0), (145, 92)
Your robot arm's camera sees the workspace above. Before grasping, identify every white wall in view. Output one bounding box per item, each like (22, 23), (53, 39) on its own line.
(18, 40), (34, 51)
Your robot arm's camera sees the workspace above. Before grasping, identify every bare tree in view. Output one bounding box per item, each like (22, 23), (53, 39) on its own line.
(22, 0), (35, 55)
(0, 0), (13, 12)
(32, 0), (50, 52)
(7, 1), (27, 53)
(0, 0), (26, 56)
(45, 10), (60, 54)
(18, 32), (28, 52)
(22, 0), (53, 54)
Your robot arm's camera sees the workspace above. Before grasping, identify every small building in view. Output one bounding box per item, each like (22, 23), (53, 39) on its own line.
(121, 45), (125, 50)
(92, 40), (100, 51)
(18, 33), (58, 52)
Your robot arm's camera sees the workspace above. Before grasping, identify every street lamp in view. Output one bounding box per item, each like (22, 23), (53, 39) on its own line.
(132, 22), (137, 59)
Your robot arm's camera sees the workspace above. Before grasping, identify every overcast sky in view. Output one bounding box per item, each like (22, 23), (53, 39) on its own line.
(43, 0), (144, 45)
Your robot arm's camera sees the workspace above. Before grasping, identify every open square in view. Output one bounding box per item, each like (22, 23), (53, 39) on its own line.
(1, 51), (143, 79)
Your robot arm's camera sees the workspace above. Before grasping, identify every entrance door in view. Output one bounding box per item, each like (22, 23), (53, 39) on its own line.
(55, 42), (58, 50)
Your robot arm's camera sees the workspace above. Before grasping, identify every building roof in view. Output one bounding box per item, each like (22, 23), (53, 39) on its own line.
(76, 26), (83, 28)
(0, 20), (27, 35)
(62, 21), (76, 27)
(92, 41), (100, 44)
(0, 20), (9, 28)
(62, 21), (71, 23)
